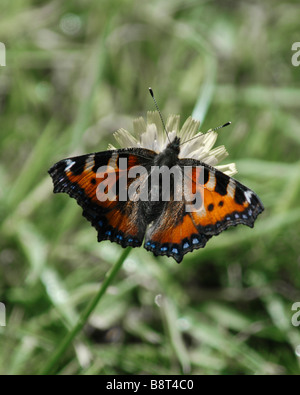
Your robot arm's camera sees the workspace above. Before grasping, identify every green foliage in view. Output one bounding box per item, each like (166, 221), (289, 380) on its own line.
(0, 0), (300, 375)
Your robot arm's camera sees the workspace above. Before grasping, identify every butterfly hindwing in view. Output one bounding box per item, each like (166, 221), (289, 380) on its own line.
(48, 148), (156, 248)
(144, 199), (211, 263)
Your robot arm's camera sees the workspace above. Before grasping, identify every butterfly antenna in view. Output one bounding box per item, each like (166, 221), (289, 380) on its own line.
(212, 121), (231, 131)
(149, 87), (171, 143)
(180, 121), (231, 146)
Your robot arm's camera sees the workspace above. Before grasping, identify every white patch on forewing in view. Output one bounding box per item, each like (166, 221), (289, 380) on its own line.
(85, 154), (95, 170)
(65, 159), (75, 172)
(206, 170), (216, 189)
(227, 179), (236, 198)
(108, 151), (119, 169)
(244, 190), (253, 204)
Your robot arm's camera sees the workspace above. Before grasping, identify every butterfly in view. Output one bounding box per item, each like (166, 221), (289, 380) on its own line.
(48, 125), (264, 263)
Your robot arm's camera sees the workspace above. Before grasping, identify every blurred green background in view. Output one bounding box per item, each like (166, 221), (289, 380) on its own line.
(1, 0), (300, 375)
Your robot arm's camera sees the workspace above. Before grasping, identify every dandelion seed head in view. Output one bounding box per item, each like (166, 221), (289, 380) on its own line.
(109, 111), (237, 176)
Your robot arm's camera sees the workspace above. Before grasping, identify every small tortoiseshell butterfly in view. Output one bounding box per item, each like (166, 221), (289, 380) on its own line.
(49, 92), (264, 263)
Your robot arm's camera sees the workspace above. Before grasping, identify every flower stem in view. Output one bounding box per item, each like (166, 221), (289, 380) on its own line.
(40, 247), (132, 375)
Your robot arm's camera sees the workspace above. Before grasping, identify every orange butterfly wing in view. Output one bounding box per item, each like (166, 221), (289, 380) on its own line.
(189, 165), (264, 234)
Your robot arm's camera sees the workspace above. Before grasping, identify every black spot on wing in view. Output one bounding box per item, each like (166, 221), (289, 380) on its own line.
(203, 167), (209, 184)
(234, 186), (246, 205)
(92, 152), (112, 173)
(214, 170), (229, 196)
(71, 156), (86, 176)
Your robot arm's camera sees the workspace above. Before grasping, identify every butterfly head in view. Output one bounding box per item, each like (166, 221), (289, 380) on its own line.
(167, 136), (181, 153)
(154, 136), (181, 167)
(165, 136), (181, 157)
